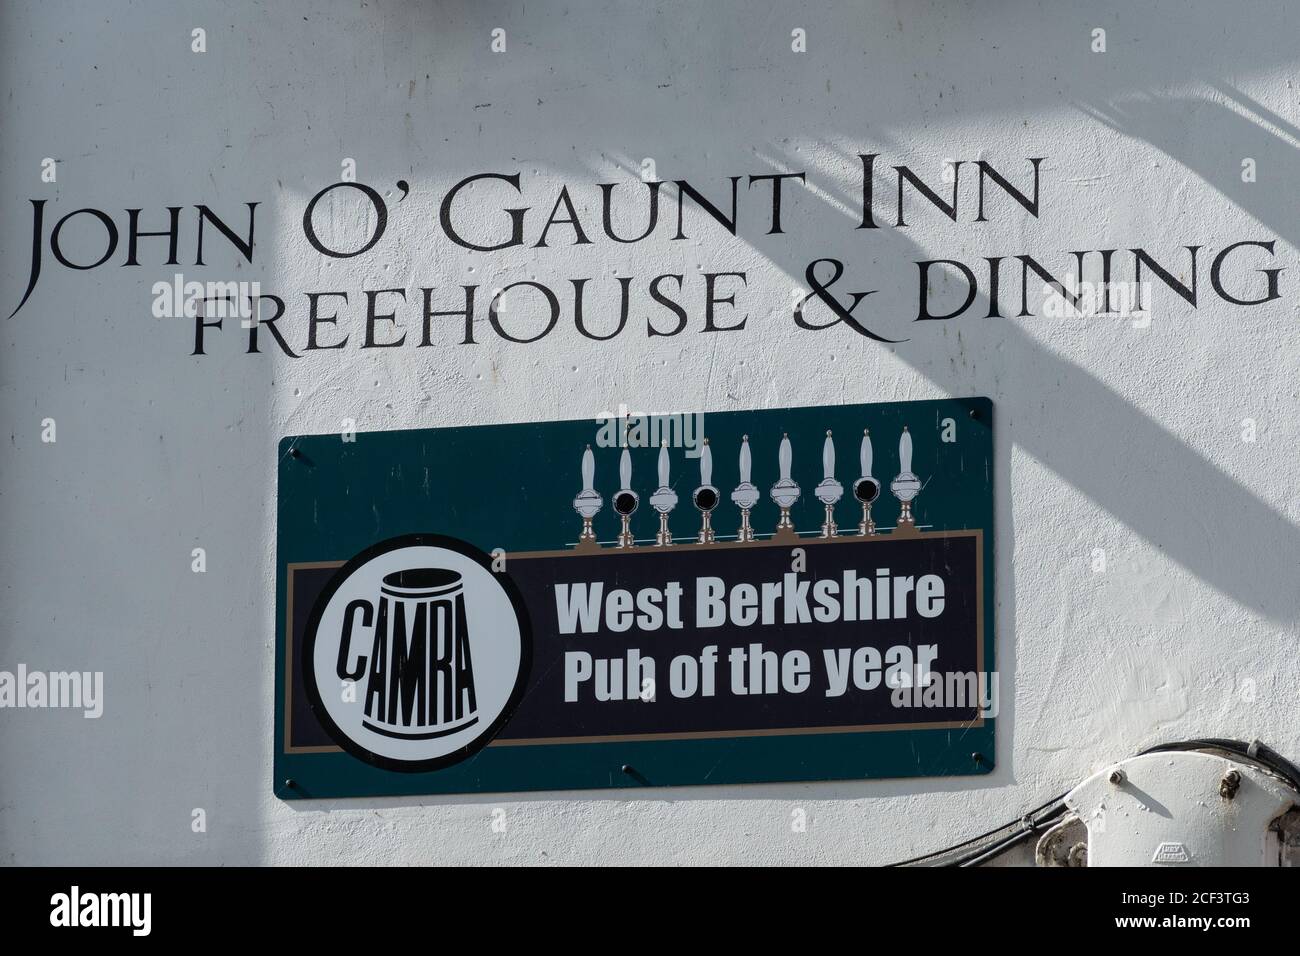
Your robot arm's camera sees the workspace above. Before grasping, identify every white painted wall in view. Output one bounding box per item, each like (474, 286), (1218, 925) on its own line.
(2, 0), (1298, 865)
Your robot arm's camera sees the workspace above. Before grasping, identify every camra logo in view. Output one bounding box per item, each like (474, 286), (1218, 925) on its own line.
(303, 534), (531, 772)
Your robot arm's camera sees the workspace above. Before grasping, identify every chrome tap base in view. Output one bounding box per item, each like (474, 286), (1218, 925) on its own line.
(655, 513), (673, 547)
(697, 511), (716, 545)
(617, 515), (636, 549)
(820, 504), (838, 538)
(857, 504), (876, 537)
(892, 500), (919, 537)
(772, 508), (799, 543)
(575, 516), (601, 552)
(737, 508), (755, 543)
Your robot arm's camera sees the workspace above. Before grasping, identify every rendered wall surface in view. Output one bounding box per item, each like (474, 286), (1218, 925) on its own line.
(1, 0), (1298, 865)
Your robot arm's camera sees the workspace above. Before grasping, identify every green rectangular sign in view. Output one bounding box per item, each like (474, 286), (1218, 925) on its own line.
(274, 397), (995, 798)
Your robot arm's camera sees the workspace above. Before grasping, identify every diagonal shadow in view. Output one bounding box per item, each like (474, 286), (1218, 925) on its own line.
(745, 146), (1300, 626)
(1080, 87), (1300, 263)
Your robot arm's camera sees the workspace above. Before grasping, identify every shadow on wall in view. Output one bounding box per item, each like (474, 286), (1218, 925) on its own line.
(749, 129), (1300, 788)
(1080, 82), (1300, 259)
(749, 138), (1300, 628)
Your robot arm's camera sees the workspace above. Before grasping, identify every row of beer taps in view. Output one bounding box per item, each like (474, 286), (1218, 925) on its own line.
(571, 428), (923, 550)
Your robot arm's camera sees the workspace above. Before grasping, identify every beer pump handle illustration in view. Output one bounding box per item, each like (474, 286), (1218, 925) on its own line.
(769, 433), (801, 543)
(890, 425), (922, 536)
(614, 444), (639, 548)
(814, 430), (843, 538)
(731, 435), (760, 543)
(649, 440), (678, 547)
(693, 438), (719, 545)
(853, 428), (880, 536)
(572, 444), (604, 551)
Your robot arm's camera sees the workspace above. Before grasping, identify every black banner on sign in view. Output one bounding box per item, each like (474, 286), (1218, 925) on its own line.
(285, 531), (984, 751)
(502, 531), (983, 742)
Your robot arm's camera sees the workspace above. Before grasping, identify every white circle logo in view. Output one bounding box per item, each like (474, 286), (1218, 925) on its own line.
(303, 535), (531, 772)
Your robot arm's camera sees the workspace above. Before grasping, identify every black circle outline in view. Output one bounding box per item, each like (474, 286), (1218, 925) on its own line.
(302, 533), (533, 774)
